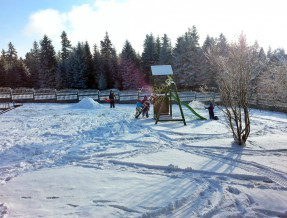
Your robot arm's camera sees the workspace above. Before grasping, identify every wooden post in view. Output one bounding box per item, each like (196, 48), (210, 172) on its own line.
(155, 93), (167, 125)
(173, 84), (186, 125)
(169, 89), (172, 117)
(32, 88), (35, 101)
(9, 88), (12, 102)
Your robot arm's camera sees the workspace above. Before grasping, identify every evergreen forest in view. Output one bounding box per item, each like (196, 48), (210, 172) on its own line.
(1, 26), (286, 94)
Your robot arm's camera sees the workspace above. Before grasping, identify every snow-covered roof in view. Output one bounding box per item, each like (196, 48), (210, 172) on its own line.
(151, 65), (173, 76)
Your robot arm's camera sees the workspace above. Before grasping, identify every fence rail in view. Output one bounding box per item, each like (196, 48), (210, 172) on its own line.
(0, 87), (286, 113)
(0, 88), (218, 103)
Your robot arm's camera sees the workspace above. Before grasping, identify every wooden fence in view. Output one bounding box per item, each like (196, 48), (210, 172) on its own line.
(248, 97), (287, 113)
(0, 87), (286, 113)
(0, 87), (218, 104)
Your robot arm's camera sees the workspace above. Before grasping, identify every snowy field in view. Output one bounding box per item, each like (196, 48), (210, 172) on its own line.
(0, 98), (287, 218)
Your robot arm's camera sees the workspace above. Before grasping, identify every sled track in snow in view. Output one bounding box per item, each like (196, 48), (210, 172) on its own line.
(165, 179), (223, 218)
(141, 180), (222, 218)
(107, 160), (227, 218)
(76, 121), (287, 188)
(180, 145), (287, 187)
(145, 120), (287, 187)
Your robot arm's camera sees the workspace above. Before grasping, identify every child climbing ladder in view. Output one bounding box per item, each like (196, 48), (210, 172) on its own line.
(135, 96), (152, 118)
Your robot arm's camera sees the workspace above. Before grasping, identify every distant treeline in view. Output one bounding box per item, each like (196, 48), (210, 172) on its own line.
(0, 25), (286, 94)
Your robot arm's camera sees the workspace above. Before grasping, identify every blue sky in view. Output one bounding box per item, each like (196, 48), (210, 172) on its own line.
(1, 0), (287, 58)
(0, 0), (95, 57)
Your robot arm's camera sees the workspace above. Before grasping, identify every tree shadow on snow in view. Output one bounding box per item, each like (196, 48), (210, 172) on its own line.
(199, 143), (243, 174)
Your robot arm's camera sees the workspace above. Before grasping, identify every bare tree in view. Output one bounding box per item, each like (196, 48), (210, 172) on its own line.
(207, 34), (261, 145)
(257, 61), (287, 104)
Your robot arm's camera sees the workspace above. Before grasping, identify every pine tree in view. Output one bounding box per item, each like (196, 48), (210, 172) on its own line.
(6, 42), (17, 63)
(202, 35), (215, 53)
(159, 34), (173, 65)
(120, 40), (143, 90)
(173, 26), (202, 89)
(2, 43), (30, 88)
(66, 42), (88, 89)
(269, 48), (287, 62)
(56, 32), (72, 89)
(173, 36), (186, 88)
(56, 61), (66, 89)
(142, 34), (158, 83)
(25, 41), (41, 88)
(60, 31), (72, 61)
(200, 35), (217, 87)
(83, 41), (95, 89)
(0, 50), (7, 87)
(92, 44), (103, 89)
(39, 35), (57, 88)
(216, 33), (229, 57)
(5, 42), (21, 87)
(258, 47), (267, 63)
(267, 46), (272, 60)
(186, 26), (202, 88)
(204, 33), (229, 89)
(96, 42), (107, 91)
(16, 58), (30, 87)
(98, 73), (107, 90)
(155, 36), (161, 63)
(100, 32), (114, 88)
(109, 48), (120, 89)
(252, 41), (267, 76)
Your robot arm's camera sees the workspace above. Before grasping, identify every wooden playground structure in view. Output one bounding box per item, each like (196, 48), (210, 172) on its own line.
(151, 65), (187, 125)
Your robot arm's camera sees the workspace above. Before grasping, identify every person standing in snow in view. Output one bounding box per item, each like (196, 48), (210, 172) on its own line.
(109, 90), (116, 108)
(205, 102), (215, 119)
(141, 96), (150, 118)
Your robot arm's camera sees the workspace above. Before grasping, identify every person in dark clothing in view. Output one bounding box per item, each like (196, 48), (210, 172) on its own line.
(141, 96), (150, 118)
(205, 102), (215, 119)
(109, 90), (116, 108)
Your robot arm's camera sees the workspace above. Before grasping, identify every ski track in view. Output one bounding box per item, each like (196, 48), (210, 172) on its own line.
(179, 145), (287, 187)
(1, 104), (287, 217)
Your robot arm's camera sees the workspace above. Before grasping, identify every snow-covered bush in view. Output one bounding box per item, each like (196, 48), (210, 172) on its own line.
(207, 34), (260, 145)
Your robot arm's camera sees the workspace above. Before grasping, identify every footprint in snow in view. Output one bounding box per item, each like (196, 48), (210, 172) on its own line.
(67, 204), (79, 207)
(46, 196), (59, 199)
(227, 186), (240, 195)
(93, 200), (113, 203)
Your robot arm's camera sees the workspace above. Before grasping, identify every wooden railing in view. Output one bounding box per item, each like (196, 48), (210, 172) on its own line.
(0, 88), (218, 104)
(248, 96), (287, 113)
(0, 87), (286, 113)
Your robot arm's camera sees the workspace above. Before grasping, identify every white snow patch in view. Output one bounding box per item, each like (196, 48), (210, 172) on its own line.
(0, 103), (287, 217)
(121, 149), (255, 175)
(189, 100), (206, 110)
(0, 166), (201, 217)
(69, 97), (103, 110)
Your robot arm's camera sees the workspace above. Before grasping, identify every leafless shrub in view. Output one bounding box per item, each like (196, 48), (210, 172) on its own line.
(207, 34), (261, 145)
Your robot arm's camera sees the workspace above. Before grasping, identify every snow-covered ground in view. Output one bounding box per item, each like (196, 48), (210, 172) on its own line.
(0, 98), (287, 218)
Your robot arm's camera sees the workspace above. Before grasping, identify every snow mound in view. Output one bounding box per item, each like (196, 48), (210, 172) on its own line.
(188, 100), (205, 110)
(70, 97), (102, 109)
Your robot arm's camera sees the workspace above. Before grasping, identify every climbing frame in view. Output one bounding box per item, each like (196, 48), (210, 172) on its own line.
(151, 65), (186, 125)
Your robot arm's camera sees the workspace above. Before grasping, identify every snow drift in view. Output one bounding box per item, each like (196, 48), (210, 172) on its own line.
(69, 97), (103, 110)
(188, 100), (206, 110)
